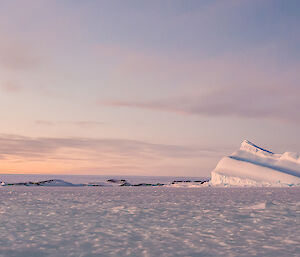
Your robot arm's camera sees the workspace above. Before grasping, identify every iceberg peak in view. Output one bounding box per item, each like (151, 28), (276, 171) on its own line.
(240, 140), (274, 155)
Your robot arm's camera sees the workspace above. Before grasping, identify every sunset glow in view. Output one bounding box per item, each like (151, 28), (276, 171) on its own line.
(1, 0), (299, 176)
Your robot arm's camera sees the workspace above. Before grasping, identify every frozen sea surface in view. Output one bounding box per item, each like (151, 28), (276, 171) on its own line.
(0, 187), (299, 257)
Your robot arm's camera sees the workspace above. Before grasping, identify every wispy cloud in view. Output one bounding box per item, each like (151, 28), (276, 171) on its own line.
(0, 134), (219, 160)
(70, 121), (105, 127)
(105, 84), (300, 123)
(0, 41), (40, 71)
(0, 81), (22, 93)
(35, 120), (56, 126)
(0, 134), (223, 175)
(35, 120), (105, 127)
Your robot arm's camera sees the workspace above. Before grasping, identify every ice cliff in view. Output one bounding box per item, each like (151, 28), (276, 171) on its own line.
(211, 140), (300, 186)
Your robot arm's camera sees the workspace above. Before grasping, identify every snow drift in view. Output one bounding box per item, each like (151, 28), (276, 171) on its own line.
(211, 140), (300, 186)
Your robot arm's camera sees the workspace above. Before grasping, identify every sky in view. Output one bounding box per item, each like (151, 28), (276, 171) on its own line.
(0, 0), (300, 176)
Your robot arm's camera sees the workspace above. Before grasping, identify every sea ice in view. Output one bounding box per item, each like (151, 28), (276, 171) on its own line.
(0, 187), (299, 257)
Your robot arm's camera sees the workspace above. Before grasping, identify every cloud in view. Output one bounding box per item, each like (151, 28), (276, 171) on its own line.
(35, 120), (56, 126)
(96, 39), (300, 125)
(0, 41), (40, 71)
(0, 134), (222, 161)
(35, 120), (105, 127)
(69, 121), (105, 127)
(0, 134), (224, 175)
(106, 84), (300, 123)
(0, 81), (22, 93)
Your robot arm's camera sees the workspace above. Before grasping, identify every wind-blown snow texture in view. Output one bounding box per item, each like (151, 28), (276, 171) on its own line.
(0, 187), (299, 257)
(211, 140), (300, 186)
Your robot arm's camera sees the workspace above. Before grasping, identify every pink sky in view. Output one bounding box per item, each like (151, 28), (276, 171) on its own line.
(0, 0), (299, 176)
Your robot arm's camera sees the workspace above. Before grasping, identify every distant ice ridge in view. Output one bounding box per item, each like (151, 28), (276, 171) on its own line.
(211, 140), (300, 187)
(0, 178), (209, 187)
(1, 179), (83, 187)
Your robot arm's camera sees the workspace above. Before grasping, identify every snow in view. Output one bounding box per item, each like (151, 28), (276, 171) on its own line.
(211, 140), (300, 186)
(0, 186), (299, 257)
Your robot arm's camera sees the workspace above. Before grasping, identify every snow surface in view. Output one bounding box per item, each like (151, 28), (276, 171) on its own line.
(211, 140), (300, 186)
(0, 186), (299, 257)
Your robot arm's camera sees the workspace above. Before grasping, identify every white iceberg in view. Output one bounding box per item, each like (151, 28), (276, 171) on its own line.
(211, 140), (300, 186)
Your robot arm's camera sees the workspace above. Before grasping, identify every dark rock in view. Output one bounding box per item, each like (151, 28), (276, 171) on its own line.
(107, 179), (128, 184)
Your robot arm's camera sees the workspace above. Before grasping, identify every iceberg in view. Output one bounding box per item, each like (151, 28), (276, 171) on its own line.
(211, 140), (300, 186)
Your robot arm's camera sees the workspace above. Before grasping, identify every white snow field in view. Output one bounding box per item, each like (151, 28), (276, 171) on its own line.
(211, 140), (300, 186)
(0, 186), (299, 257)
